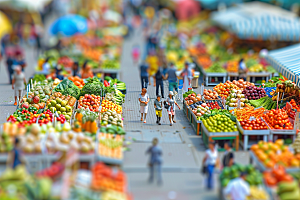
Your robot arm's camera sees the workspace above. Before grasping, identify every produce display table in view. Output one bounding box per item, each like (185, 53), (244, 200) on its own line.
(190, 110), (201, 135)
(193, 57), (227, 86)
(269, 129), (297, 142)
(92, 68), (120, 79)
(237, 121), (270, 150)
(246, 72), (270, 85)
(249, 151), (300, 173)
(201, 123), (239, 151)
(227, 72), (239, 81)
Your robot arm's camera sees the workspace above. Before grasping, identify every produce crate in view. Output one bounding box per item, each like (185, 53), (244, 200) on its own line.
(190, 111), (201, 135)
(201, 124), (239, 151)
(183, 100), (189, 117)
(249, 151), (300, 173)
(246, 72), (270, 86)
(187, 107), (193, 123)
(237, 121), (270, 150)
(261, 118), (296, 142)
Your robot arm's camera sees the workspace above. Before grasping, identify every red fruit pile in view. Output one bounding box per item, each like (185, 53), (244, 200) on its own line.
(240, 118), (267, 130)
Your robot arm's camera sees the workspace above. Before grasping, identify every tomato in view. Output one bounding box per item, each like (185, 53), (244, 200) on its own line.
(274, 125), (280, 129)
(248, 127), (252, 130)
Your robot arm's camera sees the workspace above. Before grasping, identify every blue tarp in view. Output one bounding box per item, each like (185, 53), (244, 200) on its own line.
(266, 44), (300, 86)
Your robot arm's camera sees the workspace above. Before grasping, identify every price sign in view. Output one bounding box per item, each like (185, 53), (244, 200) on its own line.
(276, 92), (280, 109)
(200, 84), (204, 95)
(237, 98), (241, 109)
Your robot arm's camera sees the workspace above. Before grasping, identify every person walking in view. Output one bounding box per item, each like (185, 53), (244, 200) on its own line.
(167, 91), (180, 126)
(202, 142), (219, 190)
(223, 142), (234, 168)
(224, 172), (250, 200)
(164, 62), (178, 93)
(6, 52), (14, 84)
(42, 57), (51, 75)
(146, 138), (163, 185)
(139, 88), (150, 123)
(146, 50), (159, 86)
(140, 61), (149, 89)
(7, 138), (26, 169)
(181, 62), (193, 92)
(12, 66), (26, 105)
(155, 66), (165, 98)
(132, 44), (140, 65)
(154, 95), (162, 125)
(14, 51), (26, 72)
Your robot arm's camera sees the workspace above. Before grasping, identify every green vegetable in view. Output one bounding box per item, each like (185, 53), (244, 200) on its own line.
(53, 79), (80, 99)
(80, 78), (104, 97)
(183, 90), (197, 98)
(205, 62), (226, 73)
(104, 76), (113, 81)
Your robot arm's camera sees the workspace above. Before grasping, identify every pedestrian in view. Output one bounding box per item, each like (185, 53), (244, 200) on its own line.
(42, 57), (51, 75)
(55, 65), (64, 80)
(224, 172), (250, 200)
(155, 66), (164, 98)
(139, 88), (150, 123)
(7, 137), (26, 169)
(146, 138), (163, 185)
(164, 62), (178, 94)
(81, 61), (94, 79)
(223, 142), (234, 168)
(140, 61), (149, 89)
(12, 66), (26, 105)
(132, 44), (140, 65)
(6, 52), (14, 84)
(202, 142), (219, 190)
(14, 51), (26, 72)
(154, 95), (162, 125)
(146, 50), (159, 86)
(166, 91), (180, 126)
(181, 62), (193, 92)
(72, 61), (80, 77)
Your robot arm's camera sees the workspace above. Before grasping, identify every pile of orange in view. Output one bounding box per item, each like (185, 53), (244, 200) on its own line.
(251, 140), (300, 168)
(213, 81), (240, 98)
(101, 100), (122, 114)
(227, 61), (239, 73)
(68, 76), (85, 89)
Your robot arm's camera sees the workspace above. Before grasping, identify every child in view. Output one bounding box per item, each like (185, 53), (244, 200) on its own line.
(154, 95), (162, 125)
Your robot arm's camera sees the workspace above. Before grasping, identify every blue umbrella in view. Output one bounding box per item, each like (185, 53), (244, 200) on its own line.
(50, 15), (88, 37)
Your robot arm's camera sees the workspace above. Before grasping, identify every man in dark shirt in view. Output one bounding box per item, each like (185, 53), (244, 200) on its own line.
(223, 142), (234, 167)
(155, 66), (164, 98)
(6, 54), (14, 84)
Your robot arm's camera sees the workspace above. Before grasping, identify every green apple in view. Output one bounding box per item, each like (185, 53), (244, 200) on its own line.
(67, 112), (72, 116)
(50, 100), (56, 106)
(47, 103), (52, 109)
(57, 111), (61, 115)
(56, 104), (61, 110)
(65, 105), (72, 112)
(61, 100), (68, 107)
(60, 107), (66, 112)
(62, 112), (67, 115)
(56, 98), (62, 104)
(65, 115), (70, 120)
(50, 107), (56, 113)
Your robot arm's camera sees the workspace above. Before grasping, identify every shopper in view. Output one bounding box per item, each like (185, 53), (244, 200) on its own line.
(146, 138), (163, 185)
(12, 66), (26, 106)
(223, 142), (234, 168)
(139, 88), (150, 123)
(81, 61), (93, 79)
(164, 62), (178, 93)
(239, 58), (248, 80)
(167, 91), (180, 126)
(140, 61), (149, 89)
(55, 65), (64, 80)
(154, 95), (162, 125)
(14, 51), (26, 72)
(6, 52), (14, 84)
(181, 62), (193, 92)
(155, 66), (164, 98)
(7, 137), (26, 169)
(224, 172), (250, 200)
(72, 62), (80, 77)
(202, 142), (219, 190)
(146, 50), (159, 86)
(42, 57), (51, 75)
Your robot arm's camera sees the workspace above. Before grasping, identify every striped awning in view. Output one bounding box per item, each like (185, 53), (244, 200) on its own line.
(266, 44), (300, 86)
(231, 15), (300, 42)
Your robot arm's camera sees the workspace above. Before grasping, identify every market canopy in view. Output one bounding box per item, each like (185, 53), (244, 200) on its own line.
(266, 44), (300, 86)
(211, 2), (300, 41)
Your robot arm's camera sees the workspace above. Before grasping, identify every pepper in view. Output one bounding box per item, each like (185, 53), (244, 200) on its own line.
(104, 80), (110, 87)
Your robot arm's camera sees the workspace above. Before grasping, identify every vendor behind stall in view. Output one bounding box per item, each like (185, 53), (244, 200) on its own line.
(239, 58), (248, 80)
(81, 61), (93, 79)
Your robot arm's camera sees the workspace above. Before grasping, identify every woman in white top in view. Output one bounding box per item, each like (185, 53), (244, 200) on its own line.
(12, 66), (26, 105)
(139, 88), (150, 123)
(167, 91), (180, 126)
(202, 142), (219, 190)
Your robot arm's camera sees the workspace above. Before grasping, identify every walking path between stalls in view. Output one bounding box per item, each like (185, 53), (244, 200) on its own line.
(119, 27), (228, 200)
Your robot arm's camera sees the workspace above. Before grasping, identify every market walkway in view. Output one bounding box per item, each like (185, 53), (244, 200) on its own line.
(119, 26), (220, 200)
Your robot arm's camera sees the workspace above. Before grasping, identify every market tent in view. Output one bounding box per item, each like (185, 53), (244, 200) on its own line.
(231, 15), (300, 41)
(266, 44), (300, 86)
(175, 0), (200, 21)
(0, 11), (12, 39)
